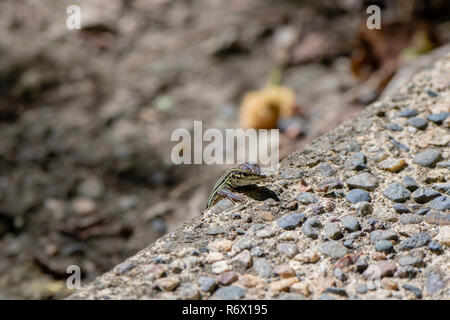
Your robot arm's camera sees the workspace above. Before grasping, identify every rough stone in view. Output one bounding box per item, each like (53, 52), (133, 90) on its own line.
(318, 241), (348, 259)
(277, 213), (306, 230)
(402, 176), (419, 191)
(345, 152), (367, 171)
(383, 182), (411, 203)
(211, 286), (246, 300)
(412, 149), (442, 167)
(346, 189), (371, 203)
(399, 233), (431, 251)
(341, 216), (360, 232)
(345, 173), (378, 190)
(296, 192), (318, 204)
(411, 188), (441, 203)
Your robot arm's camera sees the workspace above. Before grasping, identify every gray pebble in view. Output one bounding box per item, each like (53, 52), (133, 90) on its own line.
(399, 214), (423, 224)
(324, 223), (343, 240)
(432, 183), (450, 195)
(399, 233), (431, 251)
(345, 173), (378, 191)
(426, 273), (446, 295)
(408, 117), (428, 129)
(345, 152), (367, 171)
(412, 149), (442, 167)
(198, 276), (217, 292)
(386, 122), (403, 131)
(375, 240), (394, 252)
(276, 243), (298, 257)
(325, 287), (348, 297)
(346, 189), (371, 203)
(398, 109), (418, 118)
(333, 268), (346, 281)
(370, 229), (398, 243)
(428, 241), (442, 253)
(178, 283), (200, 300)
(427, 112), (449, 124)
(341, 216), (360, 232)
(383, 182), (411, 203)
(416, 208), (429, 215)
(397, 256), (421, 267)
(253, 259), (272, 278)
(302, 218), (322, 239)
(278, 293), (306, 300)
(211, 286), (246, 300)
(354, 201), (372, 216)
(428, 195), (450, 211)
(318, 241), (348, 259)
(356, 283), (368, 294)
(277, 213), (306, 230)
(296, 192), (318, 204)
(393, 203), (411, 213)
(411, 188), (441, 203)
(436, 160), (450, 169)
(318, 163), (336, 177)
(402, 284), (422, 299)
(402, 176), (419, 191)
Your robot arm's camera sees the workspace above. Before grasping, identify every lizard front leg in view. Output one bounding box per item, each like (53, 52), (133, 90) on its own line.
(218, 188), (245, 204)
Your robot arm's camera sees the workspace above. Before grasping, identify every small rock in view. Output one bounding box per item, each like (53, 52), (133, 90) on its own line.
(231, 250), (252, 268)
(411, 188), (441, 203)
(402, 176), (419, 191)
(355, 257), (369, 272)
(432, 182), (450, 194)
(383, 182), (411, 203)
(155, 276), (180, 291)
(428, 241), (443, 253)
(211, 261), (231, 274)
(393, 203), (411, 214)
(356, 283), (368, 294)
(402, 284), (422, 299)
(218, 271), (239, 285)
(197, 276), (217, 292)
(399, 233), (431, 250)
(178, 283), (200, 300)
(363, 260), (397, 279)
(370, 230), (398, 243)
(115, 261), (135, 275)
(277, 243), (298, 258)
(277, 213), (306, 230)
(318, 163), (336, 177)
(425, 211), (450, 225)
(428, 196), (450, 211)
(412, 149), (442, 167)
(386, 122), (403, 131)
(345, 152), (367, 171)
(274, 264), (295, 278)
(268, 277), (298, 292)
(375, 240), (394, 252)
(398, 109), (418, 118)
(416, 208), (429, 215)
(277, 293), (305, 300)
(333, 268), (346, 281)
(296, 192), (318, 204)
(427, 112), (449, 124)
(302, 218), (321, 239)
(290, 282), (310, 296)
(318, 241), (348, 259)
(345, 173), (378, 191)
(325, 287), (348, 297)
(253, 259), (272, 278)
(211, 286), (246, 300)
(293, 249), (319, 263)
(397, 256), (421, 267)
(346, 189), (371, 203)
(354, 201), (372, 216)
(434, 225), (450, 246)
(399, 214), (423, 224)
(408, 117), (428, 130)
(426, 273), (446, 295)
(324, 223), (343, 240)
(310, 203), (325, 214)
(341, 216), (360, 232)
(377, 158), (407, 172)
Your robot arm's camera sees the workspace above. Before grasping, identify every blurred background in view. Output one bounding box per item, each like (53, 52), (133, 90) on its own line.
(0, 0), (449, 299)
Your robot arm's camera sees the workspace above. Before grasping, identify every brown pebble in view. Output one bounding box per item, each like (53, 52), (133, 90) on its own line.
(259, 211), (275, 221)
(363, 261), (397, 279)
(274, 264), (295, 278)
(372, 252), (387, 261)
(425, 211), (450, 225)
(268, 277), (299, 292)
(218, 271), (239, 285)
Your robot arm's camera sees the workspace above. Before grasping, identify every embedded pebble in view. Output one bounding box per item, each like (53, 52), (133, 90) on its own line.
(324, 223), (343, 240)
(432, 183), (450, 194)
(402, 284), (422, 299)
(377, 158), (407, 172)
(155, 276), (180, 291)
(356, 283), (368, 294)
(412, 149), (442, 167)
(253, 259), (272, 278)
(302, 218), (322, 239)
(296, 192), (318, 204)
(386, 122), (403, 131)
(341, 216), (360, 232)
(231, 250), (252, 268)
(426, 273), (446, 295)
(398, 233), (431, 250)
(398, 109), (418, 118)
(434, 225), (450, 246)
(397, 256), (421, 267)
(428, 241), (442, 253)
(212, 261), (231, 274)
(402, 176), (419, 191)
(363, 260), (396, 279)
(318, 241), (348, 259)
(276, 243), (298, 257)
(399, 214), (423, 224)
(345, 152), (367, 171)
(345, 173), (378, 191)
(408, 117), (428, 129)
(427, 112), (449, 124)
(411, 188), (441, 203)
(425, 210), (450, 225)
(178, 283), (200, 300)
(218, 271), (239, 285)
(375, 240), (394, 252)
(354, 201), (372, 216)
(383, 182), (411, 203)
(393, 203), (411, 213)
(211, 286), (246, 300)
(277, 213), (306, 230)
(274, 264), (295, 278)
(318, 163), (336, 177)
(197, 276), (217, 292)
(428, 195), (450, 211)
(370, 230), (398, 243)
(346, 189), (371, 203)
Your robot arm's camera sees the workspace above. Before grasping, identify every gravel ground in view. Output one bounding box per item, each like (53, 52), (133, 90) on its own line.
(69, 52), (449, 300)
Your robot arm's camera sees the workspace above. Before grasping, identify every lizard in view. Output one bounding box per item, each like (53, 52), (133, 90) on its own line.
(206, 162), (267, 209)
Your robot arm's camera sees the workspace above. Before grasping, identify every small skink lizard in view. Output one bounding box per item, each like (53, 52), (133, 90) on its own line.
(206, 162), (266, 209)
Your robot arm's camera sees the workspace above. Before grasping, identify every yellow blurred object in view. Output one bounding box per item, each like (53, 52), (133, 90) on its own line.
(240, 85), (295, 129)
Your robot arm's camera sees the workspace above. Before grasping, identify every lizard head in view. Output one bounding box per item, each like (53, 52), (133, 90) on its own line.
(231, 162), (266, 186)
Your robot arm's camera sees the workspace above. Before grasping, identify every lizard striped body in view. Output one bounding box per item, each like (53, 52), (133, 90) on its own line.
(206, 162), (266, 209)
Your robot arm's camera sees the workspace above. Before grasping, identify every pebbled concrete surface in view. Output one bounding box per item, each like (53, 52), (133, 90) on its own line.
(69, 52), (449, 300)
